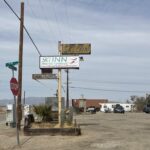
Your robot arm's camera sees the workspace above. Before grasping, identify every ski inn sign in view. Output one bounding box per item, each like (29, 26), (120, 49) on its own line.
(40, 56), (80, 69)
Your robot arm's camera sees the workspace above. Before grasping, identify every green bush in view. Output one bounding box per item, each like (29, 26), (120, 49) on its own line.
(33, 104), (52, 122)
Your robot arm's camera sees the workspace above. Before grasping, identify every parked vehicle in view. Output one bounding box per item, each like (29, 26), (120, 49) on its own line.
(114, 104), (125, 113)
(24, 114), (34, 128)
(104, 107), (111, 113)
(86, 107), (96, 114)
(143, 104), (150, 113)
(100, 103), (134, 112)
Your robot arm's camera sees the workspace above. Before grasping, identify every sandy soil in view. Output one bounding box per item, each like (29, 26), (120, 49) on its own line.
(0, 112), (150, 150)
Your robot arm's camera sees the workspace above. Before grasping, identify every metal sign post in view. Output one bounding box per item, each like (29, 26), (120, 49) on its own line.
(6, 61), (20, 145)
(37, 41), (91, 127)
(14, 95), (20, 146)
(10, 77), (20, 146)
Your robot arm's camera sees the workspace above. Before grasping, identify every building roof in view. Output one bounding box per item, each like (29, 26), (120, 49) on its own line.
(72, 99), (108, 108)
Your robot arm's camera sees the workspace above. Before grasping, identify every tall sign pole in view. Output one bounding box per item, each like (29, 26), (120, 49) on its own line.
(17, 0), (24, 129)
(10, 77), (20, 145)
(6, 61), (20, 145)
(58, 41), (62, 126)
(66, 69), (69, 109)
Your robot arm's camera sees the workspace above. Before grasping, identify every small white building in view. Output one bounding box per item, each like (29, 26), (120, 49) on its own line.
(24, 104), (32, 116)
(6, 104), (15, 126)
(100, 103), (134, 112)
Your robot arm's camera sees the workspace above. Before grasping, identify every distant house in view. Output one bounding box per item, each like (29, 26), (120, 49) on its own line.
(72, 99), (108, 111)
(100, 103), (135, 112)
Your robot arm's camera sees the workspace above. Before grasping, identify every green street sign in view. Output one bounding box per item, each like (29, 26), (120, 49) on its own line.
(6, 61), (19, 67)
(5, 61), (18, 71)
(7, 64), (17, 71)
(11, 61), (19, 66)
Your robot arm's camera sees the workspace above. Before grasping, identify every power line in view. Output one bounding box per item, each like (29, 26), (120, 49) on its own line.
(4, 0), (20, 20)
(64, 0), (72, 41)
(38, 0), (58, 43)
(70, 86), (150, 93)
(34, 79), (50, 88)
(26, 0), (50, 42)
(23, 26), (41, 56)
(51, 0), (64, 40)
(87, 0), (97, 6)
(71, 79), (150, 86)
(3, 0), (42, 56)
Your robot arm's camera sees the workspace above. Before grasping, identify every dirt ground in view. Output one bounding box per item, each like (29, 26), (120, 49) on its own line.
(0, 112), (150, 150)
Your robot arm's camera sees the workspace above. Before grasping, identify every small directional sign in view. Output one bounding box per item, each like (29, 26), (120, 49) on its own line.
(6, 61), (19, 67)
(6, 61), (19, 71)
(7, 64), (17, 71)
(32, 73), (57, 80)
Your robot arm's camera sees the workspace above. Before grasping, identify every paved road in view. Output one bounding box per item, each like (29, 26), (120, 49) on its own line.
(0, 112), (150, 150)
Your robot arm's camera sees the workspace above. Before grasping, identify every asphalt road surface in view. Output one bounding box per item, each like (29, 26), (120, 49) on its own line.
(0, 112), (150, 150)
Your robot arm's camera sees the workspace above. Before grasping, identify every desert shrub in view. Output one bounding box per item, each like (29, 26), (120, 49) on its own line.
(33, 104), (52, 122)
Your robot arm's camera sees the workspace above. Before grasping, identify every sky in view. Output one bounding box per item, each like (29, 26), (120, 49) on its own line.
(1, 0), (150, 102)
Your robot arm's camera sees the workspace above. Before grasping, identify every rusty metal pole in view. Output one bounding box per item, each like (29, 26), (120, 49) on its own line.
(17, 0), (24, 129)
(58, 41), (62, 127)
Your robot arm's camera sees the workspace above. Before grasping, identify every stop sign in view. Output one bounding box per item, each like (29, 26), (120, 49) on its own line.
(10, 77), (19, 96)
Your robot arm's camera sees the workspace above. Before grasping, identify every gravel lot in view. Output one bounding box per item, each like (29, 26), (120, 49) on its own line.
(0, 112), (150, 150)
(0, 114), (5, 123)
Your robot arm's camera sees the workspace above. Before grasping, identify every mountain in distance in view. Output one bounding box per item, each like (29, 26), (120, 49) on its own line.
(0, 99), (13, 106)
(0, 97), (46, 106)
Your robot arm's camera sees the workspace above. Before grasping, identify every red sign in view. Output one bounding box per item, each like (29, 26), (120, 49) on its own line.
(10, 77), (19, 96)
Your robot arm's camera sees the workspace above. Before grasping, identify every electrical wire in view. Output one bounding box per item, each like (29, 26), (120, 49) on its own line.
(26, 0), (50, 41)
(51, 0), (64, 40)
(62, 85), (66, 93)
(3, 0), (42, 56)
(64, 0), (72, 41)
(70, 86), (150, 93)
(71, 79), (150, 86)
(23, 26), (41, 56)
(87, 0), (97, 6)
(34, 79), (50, 88)
(38, 0), (58, 43)
(3, 0), (20, 20)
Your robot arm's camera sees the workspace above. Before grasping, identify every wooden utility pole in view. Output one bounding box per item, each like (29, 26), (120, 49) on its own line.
(58, 41), (62, 126)
(17, 0), (24, 129)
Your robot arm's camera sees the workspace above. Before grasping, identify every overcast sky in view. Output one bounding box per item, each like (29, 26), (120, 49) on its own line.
(1, 0), (150, 102)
